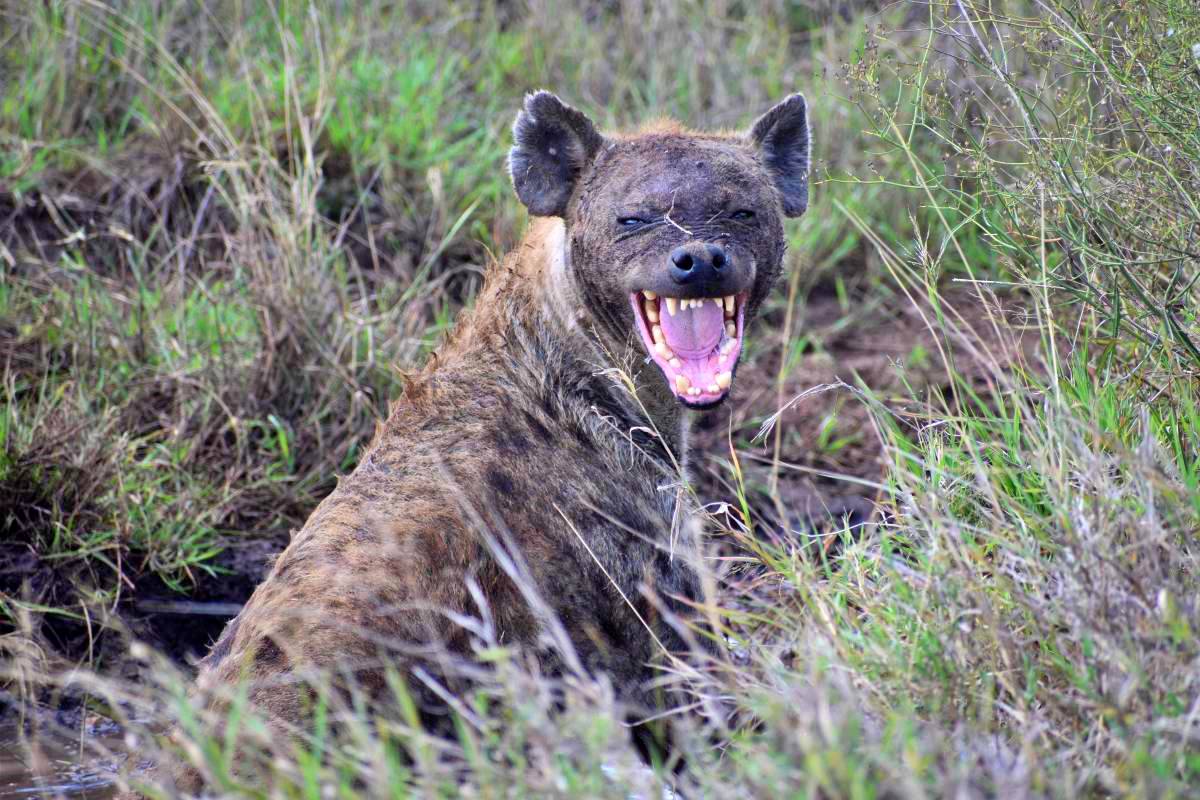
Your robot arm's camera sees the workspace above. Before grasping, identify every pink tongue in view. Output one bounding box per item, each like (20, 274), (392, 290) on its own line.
(660, 300), (723, 357)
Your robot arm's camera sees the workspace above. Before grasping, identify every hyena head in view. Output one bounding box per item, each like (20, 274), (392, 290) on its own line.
(509, 91), (811, 409)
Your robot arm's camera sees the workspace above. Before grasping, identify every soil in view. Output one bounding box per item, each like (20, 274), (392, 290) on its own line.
(1, 145), (1041, 673)
(0, 283), (1038, 674)
(692, 279), (1041, 547)
(0, 151), (1040, 798)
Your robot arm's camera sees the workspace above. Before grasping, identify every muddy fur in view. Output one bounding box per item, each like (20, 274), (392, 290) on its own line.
(160, 91), (811, 792)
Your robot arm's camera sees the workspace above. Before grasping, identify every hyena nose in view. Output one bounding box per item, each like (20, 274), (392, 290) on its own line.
(669, 242), (728, 287)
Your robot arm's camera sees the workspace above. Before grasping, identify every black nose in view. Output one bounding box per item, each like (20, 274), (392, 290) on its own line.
(669, 242), (728, 286)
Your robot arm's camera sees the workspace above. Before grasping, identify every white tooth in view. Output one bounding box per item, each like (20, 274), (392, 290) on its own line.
(720, 338), (737, 354)
(707, 384), (720, 393)
(725, 321), (736, 338)
(652, 324), (665, 344)
(665, 297), (677, 316)
(645, 301), (659, 322)
(643, 290), (657, 300)
(716, 371), (732, 389)
(723, 295), (735, 315)
(669, 357), (681, 369)
(675, 374), (691, 393)
(711, 298), (721, 309)
(689, 387), (701, 396)
(655, 342), (672, 359)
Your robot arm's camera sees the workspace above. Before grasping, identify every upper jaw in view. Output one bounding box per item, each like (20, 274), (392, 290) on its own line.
(629, 289), (747, 406)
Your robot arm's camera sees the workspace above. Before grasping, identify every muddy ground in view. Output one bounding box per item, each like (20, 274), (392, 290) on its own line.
(0, 150), (1040, 679)
(23, 288), (1031, 671)
(0, 156), (1039, 800)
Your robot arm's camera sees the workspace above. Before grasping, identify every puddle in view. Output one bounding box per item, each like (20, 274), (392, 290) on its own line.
(0, 710), (138, 799)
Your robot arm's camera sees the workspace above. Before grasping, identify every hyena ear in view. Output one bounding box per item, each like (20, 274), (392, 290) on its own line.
(748, 93), (811, 217)
(509, 91), (606, 218)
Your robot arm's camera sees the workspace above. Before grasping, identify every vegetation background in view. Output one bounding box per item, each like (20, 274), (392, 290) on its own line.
(1, 0), (1198, 796)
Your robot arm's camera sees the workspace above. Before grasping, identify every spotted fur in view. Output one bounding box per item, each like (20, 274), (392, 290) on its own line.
(164, 92), (811, 792)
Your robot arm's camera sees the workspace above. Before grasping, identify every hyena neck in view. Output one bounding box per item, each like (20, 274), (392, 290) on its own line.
(511, 218), (688, 468)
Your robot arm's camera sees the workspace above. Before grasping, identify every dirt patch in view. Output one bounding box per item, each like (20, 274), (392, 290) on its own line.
(0, 279), (1040, 671)
(0, 140), (214, 279)
(1, 136), (490, 297)
(125, 532), (289, 666)
(2, 141), (1041, 673)
(692, 280), (1042, 543)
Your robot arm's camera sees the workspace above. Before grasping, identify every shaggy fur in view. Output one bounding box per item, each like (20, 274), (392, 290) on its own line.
(161, 91), (811, 792)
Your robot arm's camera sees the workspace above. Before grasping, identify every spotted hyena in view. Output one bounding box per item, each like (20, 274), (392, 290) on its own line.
(162, 90), (810, 790)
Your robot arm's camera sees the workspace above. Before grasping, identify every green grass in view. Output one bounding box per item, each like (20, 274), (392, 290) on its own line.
(2, 0), (1199, 797)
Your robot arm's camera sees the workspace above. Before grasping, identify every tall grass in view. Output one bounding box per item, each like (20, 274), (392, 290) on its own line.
(1, 0), (1198, 797)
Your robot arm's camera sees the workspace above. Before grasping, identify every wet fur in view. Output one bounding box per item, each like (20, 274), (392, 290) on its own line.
(157, 93), (810, 793)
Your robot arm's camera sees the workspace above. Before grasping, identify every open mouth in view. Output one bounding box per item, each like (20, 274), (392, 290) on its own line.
(629, 290), (746, 406)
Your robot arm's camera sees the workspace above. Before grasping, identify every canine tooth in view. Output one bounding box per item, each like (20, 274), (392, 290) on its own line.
(675, 374), (691, 393)
(643, 290), (657, 300)
(669, 357), (681, 369)
(665, 297), (677, 316)
(652, 324), (665, 344)
(645, 301), (659, 322)
(716, 371), (732, 389)
(723, 295), (735, 315)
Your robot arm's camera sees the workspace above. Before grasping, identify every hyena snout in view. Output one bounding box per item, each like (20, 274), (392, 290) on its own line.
(668, 242), (730, 291)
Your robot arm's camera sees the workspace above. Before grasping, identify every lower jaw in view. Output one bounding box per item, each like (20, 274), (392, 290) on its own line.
(680, 394), (730, 411)
(629, 292), (747, 406)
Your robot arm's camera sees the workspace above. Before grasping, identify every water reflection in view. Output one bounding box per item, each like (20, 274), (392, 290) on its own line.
(0, 710), (137, 799)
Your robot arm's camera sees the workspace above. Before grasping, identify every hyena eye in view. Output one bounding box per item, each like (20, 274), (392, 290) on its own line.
(731, 209), (756, 221)
(617, 216), (648, 227)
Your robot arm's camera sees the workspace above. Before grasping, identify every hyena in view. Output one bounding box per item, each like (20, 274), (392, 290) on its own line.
(159, 90), (810, 791)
